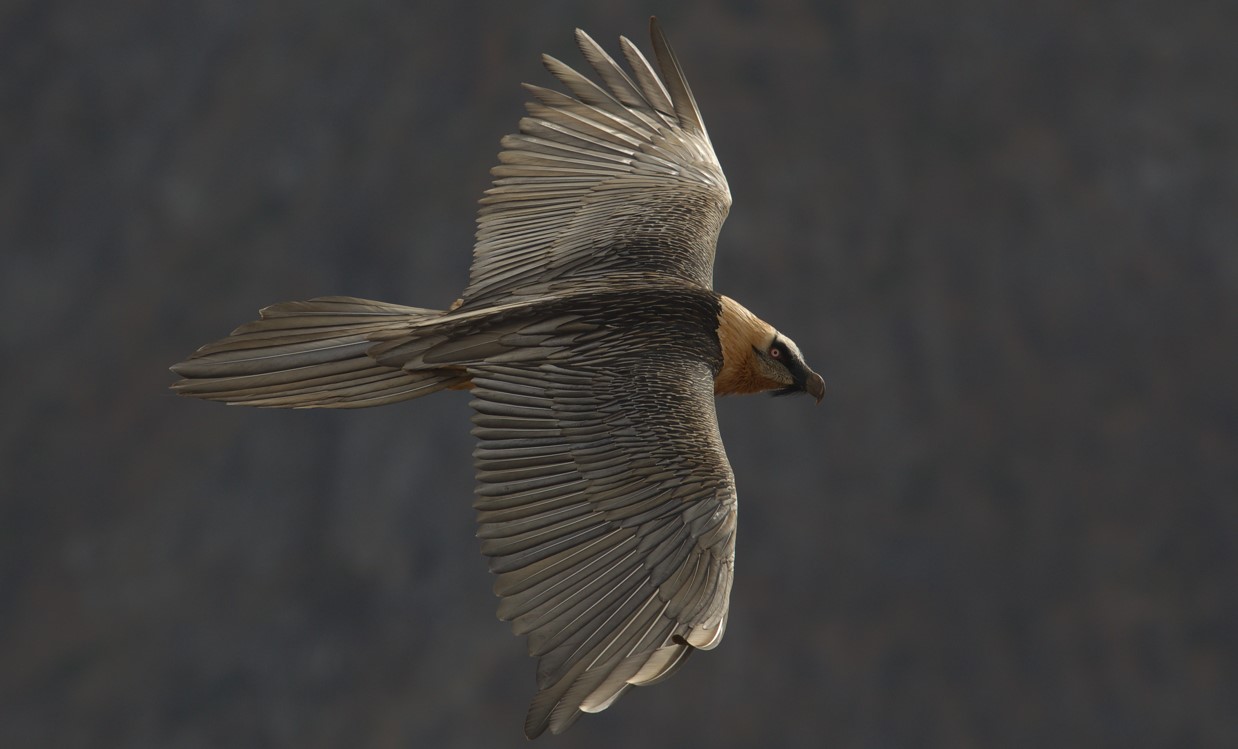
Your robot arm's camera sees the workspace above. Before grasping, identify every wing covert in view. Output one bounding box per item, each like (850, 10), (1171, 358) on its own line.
(469, 353), (737, 737)
(462, 18), (731, 306)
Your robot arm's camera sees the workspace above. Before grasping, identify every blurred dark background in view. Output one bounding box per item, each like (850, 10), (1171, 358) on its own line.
(3, 0), (1235, 747)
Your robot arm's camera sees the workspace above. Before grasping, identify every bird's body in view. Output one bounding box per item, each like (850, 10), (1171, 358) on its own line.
(172, 19), (823, 737)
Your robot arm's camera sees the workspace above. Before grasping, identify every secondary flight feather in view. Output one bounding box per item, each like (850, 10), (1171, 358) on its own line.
(171, 17), (824, 738)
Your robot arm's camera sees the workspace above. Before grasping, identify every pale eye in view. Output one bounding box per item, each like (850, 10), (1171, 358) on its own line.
(769, 346), (782, 360)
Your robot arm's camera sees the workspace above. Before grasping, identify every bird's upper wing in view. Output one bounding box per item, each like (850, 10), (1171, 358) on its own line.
(460, 18), (731, 306)
(469, 352), (737, 737)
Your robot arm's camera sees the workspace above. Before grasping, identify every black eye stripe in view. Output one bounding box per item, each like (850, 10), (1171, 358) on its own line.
(755, 341), (793, 365)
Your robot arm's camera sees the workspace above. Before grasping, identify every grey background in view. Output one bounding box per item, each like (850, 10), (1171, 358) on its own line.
(3, 1), (1236, 747)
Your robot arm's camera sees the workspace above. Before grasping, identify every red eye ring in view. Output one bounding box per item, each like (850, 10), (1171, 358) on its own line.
(769, 346), (782, 359)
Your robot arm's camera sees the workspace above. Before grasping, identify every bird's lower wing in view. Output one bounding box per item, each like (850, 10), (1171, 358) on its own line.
(468, 355), (737, 737)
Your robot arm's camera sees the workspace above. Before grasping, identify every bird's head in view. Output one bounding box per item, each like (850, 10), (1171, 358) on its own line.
(750, 332), (826, 404)
(715, 296), (824, 403)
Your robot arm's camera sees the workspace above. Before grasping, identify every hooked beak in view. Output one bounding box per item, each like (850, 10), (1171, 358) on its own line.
(804, 370), (826, 404)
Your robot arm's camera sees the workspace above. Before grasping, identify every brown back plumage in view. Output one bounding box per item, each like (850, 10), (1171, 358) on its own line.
(171, 18), (823, 739)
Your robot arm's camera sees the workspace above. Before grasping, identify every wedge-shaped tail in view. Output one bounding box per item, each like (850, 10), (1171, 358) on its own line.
(170, 296), (468, 409)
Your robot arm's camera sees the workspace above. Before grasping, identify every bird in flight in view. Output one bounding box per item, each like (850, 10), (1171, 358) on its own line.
(172, 17), (824, 738)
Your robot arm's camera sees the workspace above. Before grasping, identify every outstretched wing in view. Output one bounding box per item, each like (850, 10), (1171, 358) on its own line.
(469, 353), (737, 737)
(461, 18), (731, 306)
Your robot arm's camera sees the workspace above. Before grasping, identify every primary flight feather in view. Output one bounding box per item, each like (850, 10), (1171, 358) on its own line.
(171, 17), (824, 738)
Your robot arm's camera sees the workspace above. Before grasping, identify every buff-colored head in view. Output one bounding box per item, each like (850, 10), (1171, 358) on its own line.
(714, 296), (825, 402)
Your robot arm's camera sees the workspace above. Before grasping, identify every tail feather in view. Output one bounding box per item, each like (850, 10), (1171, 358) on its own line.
(170, 296), (469, 409)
